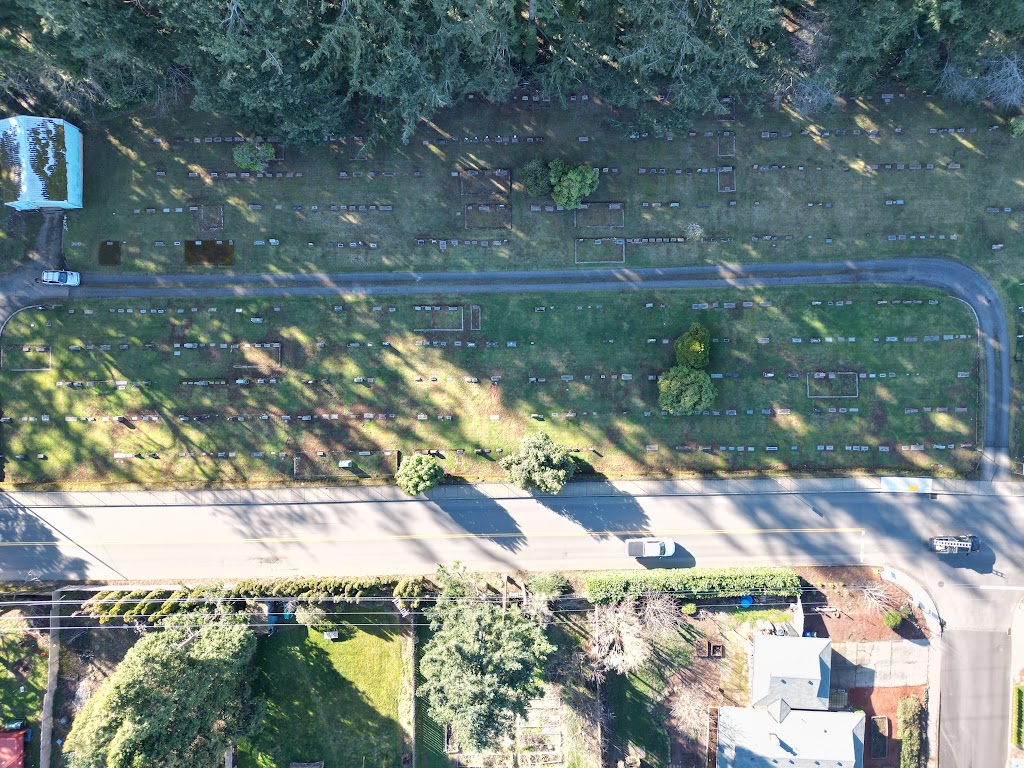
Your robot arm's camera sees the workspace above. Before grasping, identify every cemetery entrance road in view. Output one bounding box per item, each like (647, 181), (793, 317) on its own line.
(6, 257), (1012, 479)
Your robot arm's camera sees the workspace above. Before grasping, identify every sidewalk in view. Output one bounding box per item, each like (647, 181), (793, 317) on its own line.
(3, 475), (1021, 511)
(881, 566), (942, 767)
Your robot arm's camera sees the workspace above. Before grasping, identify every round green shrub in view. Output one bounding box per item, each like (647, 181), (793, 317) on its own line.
(883, 609), (903, 629)
(395, 453), (445, 495)
(232, 142), (275, 173)
(528, 572), (571, 597)
(680, 602), (698, 616)
(1010, 115), (1024, 139)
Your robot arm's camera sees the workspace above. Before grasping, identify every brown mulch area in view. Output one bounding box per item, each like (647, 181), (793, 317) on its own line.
(795, 566), (928, 642)
(847, 685), (926, 767)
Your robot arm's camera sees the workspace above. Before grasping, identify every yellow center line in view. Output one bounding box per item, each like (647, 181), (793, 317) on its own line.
(0, 526), (863, 547)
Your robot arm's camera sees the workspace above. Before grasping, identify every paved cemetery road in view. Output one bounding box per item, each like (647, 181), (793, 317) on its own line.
(4, 257), (1012, 478)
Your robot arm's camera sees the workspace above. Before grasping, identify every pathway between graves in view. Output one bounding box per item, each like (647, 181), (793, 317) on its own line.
(3, 257), (1011, 479)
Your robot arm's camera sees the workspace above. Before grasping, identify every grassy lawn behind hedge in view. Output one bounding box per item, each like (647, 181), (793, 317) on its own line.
(239, 609), (403, 768)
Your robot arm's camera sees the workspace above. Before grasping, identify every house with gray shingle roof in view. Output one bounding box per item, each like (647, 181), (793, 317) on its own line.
(716, 635), (864, 768)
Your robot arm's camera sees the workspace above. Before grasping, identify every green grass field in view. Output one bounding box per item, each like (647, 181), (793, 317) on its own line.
(0, 622), (48, 768)
(62, 96), (1024, 281)
(0, 284), (979, 487)
(239, 611), (404, 768)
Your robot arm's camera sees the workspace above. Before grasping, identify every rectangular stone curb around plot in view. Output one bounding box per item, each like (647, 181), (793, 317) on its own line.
(574, 238), (626, 264)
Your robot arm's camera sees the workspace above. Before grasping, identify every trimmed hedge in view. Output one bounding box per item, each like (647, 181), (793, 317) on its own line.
(583, 567), (801, 603)
(1014, 686), (1024, 748)
(897, 695), (924, 768)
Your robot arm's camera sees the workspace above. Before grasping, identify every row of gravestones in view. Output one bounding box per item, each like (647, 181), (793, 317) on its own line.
(639, 166), (731, 175)
(885, 233), (958, 242)
(339, 170), (421, 179)
(414, 238), (509, 247)
(186, 170), (303, 179)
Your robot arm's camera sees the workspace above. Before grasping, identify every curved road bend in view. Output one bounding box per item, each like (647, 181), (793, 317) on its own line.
(16, 257), (1010, 478)
(1, 257), (1018, 766)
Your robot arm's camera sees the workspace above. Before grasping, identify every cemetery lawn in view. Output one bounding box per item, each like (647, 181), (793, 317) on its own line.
(239, 610), (405, 768)
(65, 97), (1024, 287)
(0, 284), (980, 488)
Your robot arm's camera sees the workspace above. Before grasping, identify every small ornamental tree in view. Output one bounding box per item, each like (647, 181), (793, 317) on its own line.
(294, 604), (331, 630)
(519, 157), (552, 195)
(658, 366), (716, 415)
(675, 322), (711, 369)
(395, 453), (444, 495)
(548, 159), (599, 210)
(1010, 115), (1024, 138)
(499, 431), (576, 493)
(232, 142), (275, 173)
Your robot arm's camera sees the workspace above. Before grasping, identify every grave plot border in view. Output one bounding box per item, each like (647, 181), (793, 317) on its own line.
(231, 342), (284, 369)
(199, 204), (224, 232)
(717, 134), (736, 157)
(0, 345), (53, 372)
(464, 204), (513, 230)
(459, 171), (511, 197)
(469, 305), (482, 331)
(573, 202), (626, 229)
(806, 371), (860, 399)
(574, 238), (626, 264)
(718, 169), (737, 193)
(414, 305), (465, 332)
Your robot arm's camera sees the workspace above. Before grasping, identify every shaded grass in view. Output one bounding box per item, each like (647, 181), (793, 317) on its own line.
(0, 284), (980, 487)
(239, 609), (403, 768)
(602, 625), (698, 768)
(63, 96), (1024, 281)
(0, 624), (48, 768)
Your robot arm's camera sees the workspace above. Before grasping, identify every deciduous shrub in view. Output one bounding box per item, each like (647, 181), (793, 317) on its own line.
(883, 609), (904, 629)
(232, 141), (275, 172)
(500, 432), (576, 493)
(548, 159), (599, 210)
(897, 695), (924, 768)
(658, 365), (716, 414)
(680, 602), (698, 616)
(1009, 115), (1024, 138)
(528, 572), (571, 598)
(519, 157), (552, 195)
(583, 567), (801, 603)
(294, 604), (331, 630)
(675, 322), (711, 369)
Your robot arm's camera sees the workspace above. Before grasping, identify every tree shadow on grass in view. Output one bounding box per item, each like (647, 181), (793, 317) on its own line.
(242, 624), (402, 768)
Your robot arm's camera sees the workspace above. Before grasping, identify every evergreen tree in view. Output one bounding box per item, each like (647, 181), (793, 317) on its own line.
(419, 603), (553, 752)
(65, 617), (258, 768)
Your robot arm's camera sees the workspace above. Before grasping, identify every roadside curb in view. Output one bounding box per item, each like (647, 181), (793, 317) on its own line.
(881, 566), (942, 768)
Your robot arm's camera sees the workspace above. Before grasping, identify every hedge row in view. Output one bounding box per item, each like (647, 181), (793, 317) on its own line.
(897, 695), (924, 768)
(83, 577), (414, 624)
(228, 576), (400, 600)
(582, 567), (801, 603)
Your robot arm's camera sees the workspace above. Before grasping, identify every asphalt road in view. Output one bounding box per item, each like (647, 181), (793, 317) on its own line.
(1, 256), (1019, 765)
(2, 481), (1023, 768)
(5, 257), (1011, 476)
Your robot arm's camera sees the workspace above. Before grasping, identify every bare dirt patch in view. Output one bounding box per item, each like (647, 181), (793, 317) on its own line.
(796, 566), (928, 642)
(185, 238), (235, 265)
(98, 240), (121, 265)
